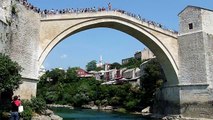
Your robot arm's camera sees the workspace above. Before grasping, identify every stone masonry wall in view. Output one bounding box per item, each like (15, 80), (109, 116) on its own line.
(178, 7), (208, 84)
(8, 0), (41, 99)
(0, 17), (10, 54)
(178, 32), (207, 84)
(179, 7), (202, 35)
(9, 1), (40, 79)
(177, 6), (213, 118)
(0, 1), (11, 54)
(202, 10), (213, 88)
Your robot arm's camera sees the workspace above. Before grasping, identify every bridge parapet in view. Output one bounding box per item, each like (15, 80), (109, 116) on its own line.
(41, 11), (178, 38)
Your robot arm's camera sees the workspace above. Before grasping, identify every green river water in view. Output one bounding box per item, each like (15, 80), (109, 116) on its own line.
(51, 107), (151, 120)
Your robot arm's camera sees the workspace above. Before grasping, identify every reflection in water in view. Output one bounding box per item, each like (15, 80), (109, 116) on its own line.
(51, 107), (149, 120)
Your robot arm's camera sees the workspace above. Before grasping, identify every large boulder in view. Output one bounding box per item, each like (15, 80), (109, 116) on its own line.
(141, 106), (150, 113)
(45, 109), (54, 115)
(50, 114), (63, 120)
(32, 115), (51, 120)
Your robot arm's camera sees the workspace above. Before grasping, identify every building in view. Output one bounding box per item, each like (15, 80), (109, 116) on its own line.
(104, 63), (111, 71)
(122, 67), (141, 86)
(141, 48), (155, 60)
(77, 68), (93, 78)
(104, 69), (116, 81)
(134, 51), (142, 60)
(122, 68), (140, 79)
(121, 57), (133, 65)
(89, 70), (105, 80)
(134, 48), (155, 61)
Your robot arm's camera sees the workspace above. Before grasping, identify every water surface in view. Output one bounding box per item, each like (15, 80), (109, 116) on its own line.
(51, 107), (149, 120)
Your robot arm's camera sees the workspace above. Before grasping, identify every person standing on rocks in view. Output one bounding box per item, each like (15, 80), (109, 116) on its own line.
(10, 95), (21, 120)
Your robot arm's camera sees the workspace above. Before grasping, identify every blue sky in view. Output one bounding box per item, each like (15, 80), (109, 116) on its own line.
(28, 0), (213, 70)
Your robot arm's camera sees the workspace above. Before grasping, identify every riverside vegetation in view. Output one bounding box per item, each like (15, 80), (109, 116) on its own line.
(0, 53), (47, 120)
(0, 53), (165, 119)
(37, 58), (165, 113)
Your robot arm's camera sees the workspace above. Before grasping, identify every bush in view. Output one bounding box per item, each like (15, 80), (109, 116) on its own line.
(20, 97), (47, 119)
(95, 100), (101, 106)
(21, 100), (33, 120)
(115, 108), (126, 113)
(0, 53), (22, 93)
(109, 96), (121, 106)
(124, 100), (138, 110)
(1, 111), (10, 120)
(31, 97), (47, 114)
(21, 106), (32, 120)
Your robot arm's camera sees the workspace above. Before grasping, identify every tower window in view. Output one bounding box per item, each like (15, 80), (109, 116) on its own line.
(188, 23), (193, 29)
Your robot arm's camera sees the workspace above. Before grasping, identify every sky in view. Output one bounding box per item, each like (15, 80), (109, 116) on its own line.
(28, 0), (213, 70)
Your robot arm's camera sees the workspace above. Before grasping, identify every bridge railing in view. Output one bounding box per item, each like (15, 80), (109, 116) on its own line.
(14, 0), (178, 34)
(41, 9), (178, 34)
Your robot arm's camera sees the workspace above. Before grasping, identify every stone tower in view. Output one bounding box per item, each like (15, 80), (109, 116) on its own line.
(178, 6), (213, 118)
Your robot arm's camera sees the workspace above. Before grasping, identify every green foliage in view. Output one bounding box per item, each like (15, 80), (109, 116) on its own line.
(45, 91), (59, 103)
(38, 59), (165, 112)
(95, 100), (101, 106)
(21, 100), (33, 120)
(86, 60), (97, 71)
(95, 67), (104, 71)
(124, 100), (139, 110)
(0, 90), (13, 112)
(140, 59), (165, 106)
(39, 68), (66, 85)
(110, 62), (121, 69)
(49, 68), (66, 84)
(1, 111), (10, 120)
(0, 53), (22, 93)
(66, 67), (79, 82)
(121, 58), (143, 69)
(109, 96), (121, 106)
(20, 97), (47, 119)
(21, 107), (32, 120)
(31, 97), (47, 114)
(115, 108), (126, 113)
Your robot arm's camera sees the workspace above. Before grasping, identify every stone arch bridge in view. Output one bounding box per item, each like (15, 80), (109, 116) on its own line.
(0, 1), (213, 118)
(39, 11), (179, 86)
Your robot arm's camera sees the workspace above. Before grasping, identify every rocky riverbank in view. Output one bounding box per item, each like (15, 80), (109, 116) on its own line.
(32, 109), (63, 120)
(47, 104), (74, 109)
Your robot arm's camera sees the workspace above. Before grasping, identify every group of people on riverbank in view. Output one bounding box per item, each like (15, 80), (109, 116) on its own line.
(14, 0), (178, 34)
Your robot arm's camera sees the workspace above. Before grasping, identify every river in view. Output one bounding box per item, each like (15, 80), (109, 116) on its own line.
(51, 107), (151, 120)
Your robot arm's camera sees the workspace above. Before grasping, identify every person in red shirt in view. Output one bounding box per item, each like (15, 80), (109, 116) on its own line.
(11, 95), (21, 120)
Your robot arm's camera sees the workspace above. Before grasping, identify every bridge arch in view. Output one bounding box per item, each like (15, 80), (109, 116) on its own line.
(39, 13), (179, 85)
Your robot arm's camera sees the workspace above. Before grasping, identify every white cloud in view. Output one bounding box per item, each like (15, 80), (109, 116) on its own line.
(60, 54), (68, 59)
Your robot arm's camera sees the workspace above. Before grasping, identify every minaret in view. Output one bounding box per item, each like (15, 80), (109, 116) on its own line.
(96, 55), (103, 68)
(99, 55), (103, 65)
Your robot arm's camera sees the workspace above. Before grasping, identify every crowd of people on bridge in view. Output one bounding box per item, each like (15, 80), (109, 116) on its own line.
(15, 0), (41, 13)
(14, 0), (178, 34)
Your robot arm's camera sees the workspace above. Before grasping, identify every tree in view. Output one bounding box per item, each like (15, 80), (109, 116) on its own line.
(110, 62), (121, 69)
(0, 53), (22, 112)
(121, 58), (142, 69)
(86, 60), (97, 71)
(46, 68), (65, 84)
(66, 67), (79, 83)
(0, 53), (22, 93)
(140, 59), (165, 106)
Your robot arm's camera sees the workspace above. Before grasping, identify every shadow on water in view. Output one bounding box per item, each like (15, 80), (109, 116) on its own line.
(50, 107), (155, 120)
